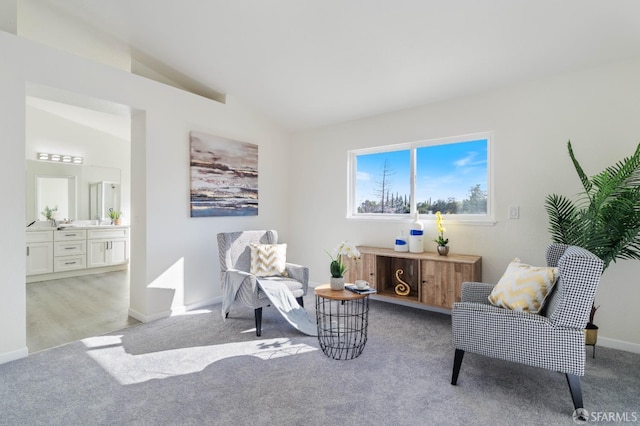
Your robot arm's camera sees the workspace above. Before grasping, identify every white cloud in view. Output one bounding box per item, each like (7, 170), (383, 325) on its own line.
(454, 151), (478, 167)
(357, 171), (371, 181)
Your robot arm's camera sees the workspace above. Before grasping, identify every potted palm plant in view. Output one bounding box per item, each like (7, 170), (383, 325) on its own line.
(545, 141), (640, 345)
(108, 208), (122, 225)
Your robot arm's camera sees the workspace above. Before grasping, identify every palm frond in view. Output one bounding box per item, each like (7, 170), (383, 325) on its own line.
(546, 142), (640, 271)
(591, 152), (640, 202)
(544, 194), (579, 244)
(567, 141), (593, 194)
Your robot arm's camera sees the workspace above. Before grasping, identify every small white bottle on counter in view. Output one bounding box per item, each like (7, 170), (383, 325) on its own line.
(394, 230), (409, 252)
(409, 211), (424, 253)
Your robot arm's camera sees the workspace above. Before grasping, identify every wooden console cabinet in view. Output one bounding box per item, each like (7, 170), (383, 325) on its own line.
(344, 246), (482, 311)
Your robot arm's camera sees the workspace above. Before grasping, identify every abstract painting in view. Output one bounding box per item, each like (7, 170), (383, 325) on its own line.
(190, 131), (258, 217)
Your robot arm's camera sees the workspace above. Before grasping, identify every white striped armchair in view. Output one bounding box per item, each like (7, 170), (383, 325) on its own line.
(217, 230), (309, 336)
(451, 243), (603, 416)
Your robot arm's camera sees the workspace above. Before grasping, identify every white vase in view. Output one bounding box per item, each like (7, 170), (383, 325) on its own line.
(409, 211), (424, 253)
(330, 276), (345, 290)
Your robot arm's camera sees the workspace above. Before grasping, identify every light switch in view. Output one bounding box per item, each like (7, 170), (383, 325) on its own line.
(509, 206), (520, 219)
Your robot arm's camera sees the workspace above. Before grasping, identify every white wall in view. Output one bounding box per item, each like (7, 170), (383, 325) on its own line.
(0, 35), (27, 363)
(289, 59), (640, 352)
(0, 31), (291, 362)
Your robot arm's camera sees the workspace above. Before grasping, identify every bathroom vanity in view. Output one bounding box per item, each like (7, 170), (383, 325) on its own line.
(25, 158), (129, 282)
(26, 225), (129, 283)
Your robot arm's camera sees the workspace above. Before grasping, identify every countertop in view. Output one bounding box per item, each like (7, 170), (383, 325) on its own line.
(26, 224), (129, 232)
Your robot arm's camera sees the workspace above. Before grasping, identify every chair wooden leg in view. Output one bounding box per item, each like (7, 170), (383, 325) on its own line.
(451, 349), (465, 385)
(254, 307), (263, 337)
(296, 296), (304, 307)
(566, 373), (583, 410)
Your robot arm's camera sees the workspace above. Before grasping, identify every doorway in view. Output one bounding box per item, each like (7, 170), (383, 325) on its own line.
(25, 88), (134, 352)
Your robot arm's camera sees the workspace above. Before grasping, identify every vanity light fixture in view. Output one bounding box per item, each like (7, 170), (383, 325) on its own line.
(37, 152), (83, 164)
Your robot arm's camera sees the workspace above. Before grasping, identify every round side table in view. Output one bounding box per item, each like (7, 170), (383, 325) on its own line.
(314, 283), (370, 360)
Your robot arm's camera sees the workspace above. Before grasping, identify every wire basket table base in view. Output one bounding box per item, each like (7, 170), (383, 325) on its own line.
(315, 286), (370, 360)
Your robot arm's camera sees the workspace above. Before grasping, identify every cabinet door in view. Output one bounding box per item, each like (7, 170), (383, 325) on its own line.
(344, 253), (376, 288)
(361, 253), (376, 289)
(87, 239), (109, 267)
(343, 256), (358, 283)
(26, 242), (53, 275)
(109, 239), (128, 265)
(421, 260), (478, 309)
(451, 261), (481, 303)
(421, 260), (455, 309)
(88, 238), (128, 267)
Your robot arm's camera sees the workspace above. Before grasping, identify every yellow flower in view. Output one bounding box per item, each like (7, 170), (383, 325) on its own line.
(435, 211), (447, 234)
(434, 211), (449, 246)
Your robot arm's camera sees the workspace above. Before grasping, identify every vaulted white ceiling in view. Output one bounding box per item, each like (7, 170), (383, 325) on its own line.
(42, 0), (640, 131)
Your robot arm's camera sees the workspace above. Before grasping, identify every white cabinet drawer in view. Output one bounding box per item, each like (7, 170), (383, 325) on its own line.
(54, 240), (87, 256)
(53, 255), (87, 272)
(88, 228), (128, 240)
(26, 230), (53, 243)
(54, 230), (87, 241)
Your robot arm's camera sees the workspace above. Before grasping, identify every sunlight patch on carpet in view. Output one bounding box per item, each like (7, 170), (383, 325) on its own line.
(81, 336), (317, 385)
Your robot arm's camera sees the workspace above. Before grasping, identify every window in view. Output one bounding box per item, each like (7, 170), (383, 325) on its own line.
(348, 133), (492, 222)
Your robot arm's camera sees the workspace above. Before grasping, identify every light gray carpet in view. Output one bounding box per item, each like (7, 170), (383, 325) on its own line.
(1, 291), (638, 426)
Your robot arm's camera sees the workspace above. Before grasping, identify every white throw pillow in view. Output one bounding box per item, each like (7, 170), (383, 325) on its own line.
(250, 243), (288, 277)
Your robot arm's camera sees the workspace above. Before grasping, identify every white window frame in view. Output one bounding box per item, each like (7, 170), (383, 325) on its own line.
(347, 132), (495, 225)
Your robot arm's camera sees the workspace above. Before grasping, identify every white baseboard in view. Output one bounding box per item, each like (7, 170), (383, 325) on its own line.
(128, 296), (223, 322)
(0, 346), (28, 365)
(128, 307), (172, 323)
(179, 296), (222, 313)
(597, 336), (640, 354)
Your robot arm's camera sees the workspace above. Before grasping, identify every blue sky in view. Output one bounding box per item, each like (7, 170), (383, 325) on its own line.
(356, 139), (487, 205)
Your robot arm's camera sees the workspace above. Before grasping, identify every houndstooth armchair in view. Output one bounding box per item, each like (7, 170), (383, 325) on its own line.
(217, 230), (309, 336)
(451, 243), (603, 415)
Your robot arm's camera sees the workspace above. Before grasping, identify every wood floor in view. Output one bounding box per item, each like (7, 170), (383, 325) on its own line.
(26, 270), (140, 353)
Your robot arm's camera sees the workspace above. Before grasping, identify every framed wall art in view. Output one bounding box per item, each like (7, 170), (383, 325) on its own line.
(189, 131), (258, 217)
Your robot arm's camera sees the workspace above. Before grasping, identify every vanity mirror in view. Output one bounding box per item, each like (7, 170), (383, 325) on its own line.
(89, 181), (121, 220)
(36, 175), (76, 221)
(26, 160), (121, 223)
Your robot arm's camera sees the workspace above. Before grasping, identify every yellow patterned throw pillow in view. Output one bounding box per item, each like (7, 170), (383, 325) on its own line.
(250, 243), (288, 277)
(488, 258), (558, 313)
